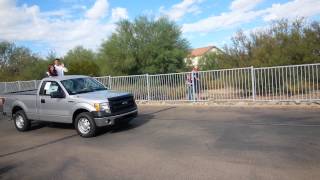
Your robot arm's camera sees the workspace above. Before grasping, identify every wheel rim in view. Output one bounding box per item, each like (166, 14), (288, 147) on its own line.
(78, 117), (91, 134)
(15, 115), (24, 129)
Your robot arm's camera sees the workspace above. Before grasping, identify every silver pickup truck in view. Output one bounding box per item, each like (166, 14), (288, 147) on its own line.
(0, 75), (138, 137)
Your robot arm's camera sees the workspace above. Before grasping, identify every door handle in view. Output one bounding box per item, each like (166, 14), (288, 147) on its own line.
(41, 99), (45, 103)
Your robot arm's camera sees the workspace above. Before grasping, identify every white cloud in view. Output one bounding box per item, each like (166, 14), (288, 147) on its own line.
(0, 0), (14, 8)
(111, 7), (128, 22)
(263, 0), (320, 21)
(230, 0), (263, 12)
(183, 0), (320, 33)
(183, 8), (264, 33)
(85, 0), (109, 19)
(160, 0), (204, 21)
(0, 0), (123, 56)
(41, 9), (71, 18)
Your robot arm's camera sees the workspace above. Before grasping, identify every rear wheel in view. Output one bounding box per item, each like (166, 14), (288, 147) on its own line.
(75, 112), (97, 138)
(13, 110), (31, 132)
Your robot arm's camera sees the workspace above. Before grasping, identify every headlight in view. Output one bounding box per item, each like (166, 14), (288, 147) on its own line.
(94, 103), (110, 113)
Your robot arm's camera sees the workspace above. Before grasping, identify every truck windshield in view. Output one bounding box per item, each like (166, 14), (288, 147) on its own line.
(61, 78), (107, 95)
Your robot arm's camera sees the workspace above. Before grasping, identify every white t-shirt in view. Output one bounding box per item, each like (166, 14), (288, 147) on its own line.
(54, 65), (67, 76)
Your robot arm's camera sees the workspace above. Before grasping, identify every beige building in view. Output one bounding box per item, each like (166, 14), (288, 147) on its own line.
(186, 46), (219, 67)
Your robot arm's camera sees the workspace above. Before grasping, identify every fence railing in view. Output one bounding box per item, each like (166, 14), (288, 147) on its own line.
(1, 63), (320, 102)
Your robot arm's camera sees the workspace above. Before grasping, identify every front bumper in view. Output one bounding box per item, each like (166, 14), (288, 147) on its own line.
(93, 109), (138, 127)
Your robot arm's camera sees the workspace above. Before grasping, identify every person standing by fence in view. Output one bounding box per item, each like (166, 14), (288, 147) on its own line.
(192, 66), (200, 100)
(186, 73), (193, 100)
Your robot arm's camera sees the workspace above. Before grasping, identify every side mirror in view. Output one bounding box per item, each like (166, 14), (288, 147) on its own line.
(50, 91), (65, 98)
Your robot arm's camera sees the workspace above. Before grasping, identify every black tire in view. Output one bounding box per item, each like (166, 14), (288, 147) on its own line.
(75, 112), (97, 138)
(13, 110), (31, 132)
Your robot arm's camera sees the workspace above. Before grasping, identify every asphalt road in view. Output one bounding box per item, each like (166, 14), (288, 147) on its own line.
(0, 105), (320, 180)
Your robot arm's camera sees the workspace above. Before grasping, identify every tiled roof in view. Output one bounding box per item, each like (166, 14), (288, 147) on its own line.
(189, 46), (216, 57)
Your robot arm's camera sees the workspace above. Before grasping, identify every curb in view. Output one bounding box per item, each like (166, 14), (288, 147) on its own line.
(136, 101), (320, 109)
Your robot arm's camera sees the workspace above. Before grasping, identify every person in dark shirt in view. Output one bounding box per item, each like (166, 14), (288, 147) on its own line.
(192, 66), (200, 100)
(186, 73), (193, 100)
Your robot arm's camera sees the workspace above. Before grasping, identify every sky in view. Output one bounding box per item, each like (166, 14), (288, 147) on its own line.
(0, 0), (320, 57)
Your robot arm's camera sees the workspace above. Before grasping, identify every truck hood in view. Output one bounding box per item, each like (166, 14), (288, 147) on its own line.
(71, 90), (131, 103)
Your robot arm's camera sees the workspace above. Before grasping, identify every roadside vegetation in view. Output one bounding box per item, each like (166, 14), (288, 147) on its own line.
(199, 19), (320, 70)
(0, 17), (319, 81)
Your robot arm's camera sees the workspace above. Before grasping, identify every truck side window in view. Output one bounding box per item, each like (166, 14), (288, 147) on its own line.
(40, 81), (63, 96)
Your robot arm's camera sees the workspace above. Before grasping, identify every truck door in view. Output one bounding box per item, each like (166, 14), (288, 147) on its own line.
(38, 81), (71, 123)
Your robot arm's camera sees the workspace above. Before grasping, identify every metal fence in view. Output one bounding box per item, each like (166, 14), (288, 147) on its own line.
(1, 63), (320, 102)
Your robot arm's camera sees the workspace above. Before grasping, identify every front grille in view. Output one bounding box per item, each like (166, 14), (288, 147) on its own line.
(108, 95), (136, 114)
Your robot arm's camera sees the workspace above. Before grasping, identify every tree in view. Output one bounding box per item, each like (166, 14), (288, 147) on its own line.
(46, 50), (58, 62)
(98, 16), (190, 75)
(221, 19), (320, 68)
(198, 52), (220, 70)
(64, 46), (100, 76)
(0, 41), (14, 69)
(0, 41), (45, 81)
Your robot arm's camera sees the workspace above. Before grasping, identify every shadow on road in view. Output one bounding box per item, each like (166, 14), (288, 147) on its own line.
(29, 113), (155, 136)
(97, 113), (153, 134)
(98, 107), (175, 134)
(28, 121), (75, 131)
(95, 107), (176, 135)
(144, 107), (176, 115)
(0, 164), (16, 177)
(0, 134), (78, 158)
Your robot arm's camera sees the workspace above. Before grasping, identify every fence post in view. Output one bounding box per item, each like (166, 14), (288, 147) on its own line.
(18, 81), (21, 91)
(34, 80), (37, 89)
(146, 74), (150, 101)
(108, 76), (112, 89)
(191, 72), (196, 102)
(4, 82), (7, 93)
(251, 66), (256, 101)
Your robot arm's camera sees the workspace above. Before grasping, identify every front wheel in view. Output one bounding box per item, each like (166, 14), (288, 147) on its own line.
(75, 112), (97, 138)
(13, 110), (31, 132)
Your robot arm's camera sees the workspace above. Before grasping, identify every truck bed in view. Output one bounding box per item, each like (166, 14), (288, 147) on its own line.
(2, 89), (38, 116)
